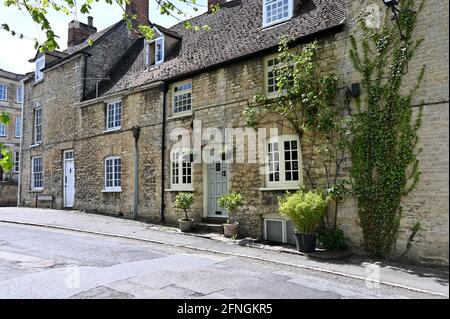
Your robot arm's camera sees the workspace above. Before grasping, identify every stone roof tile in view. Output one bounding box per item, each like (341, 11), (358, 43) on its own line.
(100, 0), (346, 97)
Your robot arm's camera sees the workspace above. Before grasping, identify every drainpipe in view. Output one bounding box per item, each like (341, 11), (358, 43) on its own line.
(132, 126), (141, 220)
(82, 53), (88, 100)
(17, 79), (25, 207)
(160, 82), (168, 222)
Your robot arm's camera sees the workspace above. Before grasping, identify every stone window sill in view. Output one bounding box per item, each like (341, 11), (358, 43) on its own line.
(165, 187), (195, 192)
(102, 188), (122, 193)
(259, 186), (300, 191)
(103, 127), (121, 134)
(30, 143), (42, 148)
(167, 111), (193, 121)
(29, 188), (43, 193)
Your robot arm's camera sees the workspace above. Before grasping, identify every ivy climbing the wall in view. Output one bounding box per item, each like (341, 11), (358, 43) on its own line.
(348, 0), (425, 258)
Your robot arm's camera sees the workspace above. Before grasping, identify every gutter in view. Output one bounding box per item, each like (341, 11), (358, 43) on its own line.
(74, 81), (164, 108)
(82, 53), (88, 99)
(163, 22), (346, 84)
(132, 126), (141, 220)
(160, 82), (168, 223)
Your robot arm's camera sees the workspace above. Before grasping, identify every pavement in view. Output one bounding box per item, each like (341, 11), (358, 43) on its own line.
(0, 207), (448, 298)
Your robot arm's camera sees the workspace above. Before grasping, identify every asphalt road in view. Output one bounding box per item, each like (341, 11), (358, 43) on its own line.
(0, 223), (441, 299)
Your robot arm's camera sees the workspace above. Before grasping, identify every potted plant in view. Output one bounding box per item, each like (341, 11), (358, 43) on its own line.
(173, 192), (195, 232)
(278, 190), (329, 253)
(218, 191), (243, 238)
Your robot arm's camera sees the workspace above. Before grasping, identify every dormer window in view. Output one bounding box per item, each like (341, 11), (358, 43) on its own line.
(145, 37), (165, 67)
(263, 0), (294, 28)
(35, 55), (45, 82)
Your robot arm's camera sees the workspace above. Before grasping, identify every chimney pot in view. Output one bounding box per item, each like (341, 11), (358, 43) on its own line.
(87, 16), (94, 27)
(67, 18), (97, 47)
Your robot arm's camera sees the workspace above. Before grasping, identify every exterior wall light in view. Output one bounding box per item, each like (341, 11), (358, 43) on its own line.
(382, 0), (409, 39)
(382, 0), (399, 7)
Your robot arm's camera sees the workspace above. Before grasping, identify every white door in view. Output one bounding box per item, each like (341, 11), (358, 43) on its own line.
(207, 161), (228, 218)
(64, 150), (75, 208)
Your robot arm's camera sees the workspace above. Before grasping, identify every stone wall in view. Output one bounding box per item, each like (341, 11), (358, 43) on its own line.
(75, 88), (163, 219)
(84, 23), (136, 98)
(0, 181), (17, 207)
(20, 57), (83, 208)
(20, 22), (137, 208)
(334, 0), (449, 265)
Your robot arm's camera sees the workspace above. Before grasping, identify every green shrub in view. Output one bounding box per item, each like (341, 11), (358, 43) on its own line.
(173, 192), (195, 221)
(318, 227), (349, 251)
(278, 190), (328, 234)
(218, 192), (243, 224)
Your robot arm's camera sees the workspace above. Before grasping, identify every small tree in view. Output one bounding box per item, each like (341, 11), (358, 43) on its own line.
(218, 192), (243, 224)
(0, 112), (12, 172)
(243, 38), (345, 190)
(278, 190), (329, 234)
(173, 192), (195, 221)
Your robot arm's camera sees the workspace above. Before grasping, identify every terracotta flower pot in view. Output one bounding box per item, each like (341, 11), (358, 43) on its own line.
(178, 219), (194, 232)
(223, 222), (239, 238)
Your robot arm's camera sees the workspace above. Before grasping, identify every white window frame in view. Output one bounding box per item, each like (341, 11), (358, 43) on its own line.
(64, 150), (74, 161)
(170, 147), (193, 191)
(266, 134), (302, 189)
(15, 117), (21, 138)
(16, 86), (23, 103)
(172, 81), (193, 114)
(262, 0), (294, 28)
(145, 36), (165, 67)
(0, 83), (7, 101)
(264, 55), (281, 98)
(31, 156), (43, 190)
(0, 122), (6, 137)
(13, 151), (20, 173)
(35, 55), (45, 82)
(106, 100), (122, 131)
(103, 156), (122, 192)
(34, 107), (42, 144)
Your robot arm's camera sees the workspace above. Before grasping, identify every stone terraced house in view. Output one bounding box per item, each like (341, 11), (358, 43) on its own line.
(0, 69), (24, 207)
(19, 0), (449, 265)
(0, 69), (24, 183)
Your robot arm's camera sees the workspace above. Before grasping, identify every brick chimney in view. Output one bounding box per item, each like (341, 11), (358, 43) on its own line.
(208, 0), (225, 11)
(126, 0), (149, 25)
(67, 16), (97, 47)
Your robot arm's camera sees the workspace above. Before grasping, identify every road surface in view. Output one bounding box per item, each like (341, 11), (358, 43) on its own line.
(0, 223), (442, 299)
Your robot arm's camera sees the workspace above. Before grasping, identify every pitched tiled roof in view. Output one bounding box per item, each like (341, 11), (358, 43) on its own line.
(63, 20), (124, 55)
(100, 0), (346, 97)
(0, 68), (25, 81)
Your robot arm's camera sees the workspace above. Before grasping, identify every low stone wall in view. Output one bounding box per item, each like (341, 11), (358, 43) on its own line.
(0, 182), (18, 207)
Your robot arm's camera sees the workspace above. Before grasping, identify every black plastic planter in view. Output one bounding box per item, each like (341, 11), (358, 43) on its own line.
(294, 232), (317, 253)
